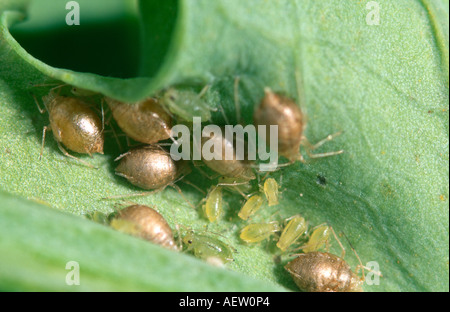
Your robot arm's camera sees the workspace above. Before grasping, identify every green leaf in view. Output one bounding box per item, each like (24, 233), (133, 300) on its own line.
(0, 0), (448, 291)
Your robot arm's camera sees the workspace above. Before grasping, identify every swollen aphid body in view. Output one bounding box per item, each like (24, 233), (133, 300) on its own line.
(115, 146), (182, 190)
(284, 251), (363, 292)
(35, 89), (104, 167)
(105, 97), (172, 144)
(253, 89), (304, 162)
(253, 88), (343, 163)
(111, 205), (179, 250)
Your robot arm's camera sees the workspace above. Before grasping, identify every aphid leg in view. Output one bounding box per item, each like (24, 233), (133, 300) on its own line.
(39, 125), (51, 160)
(107, 122), (123, 152)
(174, 224), (184, 250)
(100, 98), (105, 136)
(56, 141), (97, 169)
(217, 102), (230, 125)
(330, 227), (346, 259)
(102, 188), (165, 200)
(291, 223), (329, 252)
(47, 84), (66, 96)
(169, 183), (196, 209)
(197, 84), (210, 98)
(30, 82), (61, 88)
(180, 180), (207, 195)
(32, 93), (46, 114)
(217, 180), (250, 199)
(193, 161), (221, 180)
(301, 132), (344, 159)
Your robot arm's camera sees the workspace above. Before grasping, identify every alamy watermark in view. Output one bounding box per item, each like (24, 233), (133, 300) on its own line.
(170, 117), (279, 172)
(65, 1), (80, 26)
(366, 1), (380, 25)
(65, 260), (80, 285)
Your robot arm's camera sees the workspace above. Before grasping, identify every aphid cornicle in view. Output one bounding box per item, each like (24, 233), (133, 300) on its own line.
(35, 89), (104, 165)
(240, 221), (281, 243)
(115, 146), (184, 190)
(276, 215), (308, 251)
(182, 230), (234, 263)
(105, 97), (172, 144)
(284, 251), (363, 292)
(253, 88), (343, 162)
(111, 205), (179, 250)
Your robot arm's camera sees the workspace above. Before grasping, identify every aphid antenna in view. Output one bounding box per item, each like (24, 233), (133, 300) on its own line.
(102, 187), (165, 200)
(197, 84), (210, 98)
(31, 93), (47, 114)
(234, 76), (242, 125)
(217, 102), (230, 125)
(300, 132), (344, 160)
(294, 70), (307, 117)
(180, 179), (207, 195)
(339, 230), (382, 279)
(169, 183), (196, 210)
(216, 180), (250, 199)
(329, 226), (346, 259)
(102, 117), (124, 152)
(192, 162), (221, 180)
(29, 82), (68, 90)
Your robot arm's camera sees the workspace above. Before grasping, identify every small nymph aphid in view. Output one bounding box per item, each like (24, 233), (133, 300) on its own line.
(276, 215), (308, 251)
(33, 87), (104, 167)
(161, 85), (215, 122)
(301, 225), (330, 253)
(238, 194), (265, 221)
(105, 97), (172, 144)
(181, 230), (234, 263)
(262, 177), (279, 206)
(111, 205), (179, 250)
(240, 221), (281, 243)
(201, 186), (224, 222)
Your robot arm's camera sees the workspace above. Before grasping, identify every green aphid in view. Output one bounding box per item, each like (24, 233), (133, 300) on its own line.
(276, 215), (308, 251)
(182, 230), (234, 263)
(161, 86), (216, 122)
(240, 222), (281, 243)
(202, 186), (224, 222)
